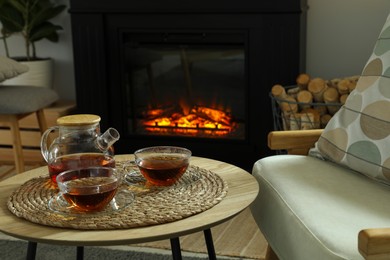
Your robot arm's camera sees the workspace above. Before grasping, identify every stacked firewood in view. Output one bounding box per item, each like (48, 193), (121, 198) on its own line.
(271, 73), (359, 130)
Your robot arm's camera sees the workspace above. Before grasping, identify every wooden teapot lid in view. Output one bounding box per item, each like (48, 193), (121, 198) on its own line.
(57, 114), (101, 126)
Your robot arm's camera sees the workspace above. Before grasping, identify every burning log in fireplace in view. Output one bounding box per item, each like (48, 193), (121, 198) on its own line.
(140, 104), (236, 136)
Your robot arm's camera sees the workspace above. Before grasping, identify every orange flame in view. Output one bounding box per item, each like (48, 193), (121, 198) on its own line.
(143, 105), (234, 136)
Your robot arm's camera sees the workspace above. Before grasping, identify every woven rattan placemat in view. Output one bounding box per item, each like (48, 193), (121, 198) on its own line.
(7, 165), (228, 230)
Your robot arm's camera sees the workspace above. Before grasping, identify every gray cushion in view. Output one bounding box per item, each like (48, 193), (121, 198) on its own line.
(0, 86), (59, 114)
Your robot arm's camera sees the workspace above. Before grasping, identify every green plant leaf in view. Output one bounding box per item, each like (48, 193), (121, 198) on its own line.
(0, 3), (24, 32)
(29, 21), (62, 43)
(0, 0), (66, 59)
(29, 5), (66, 30)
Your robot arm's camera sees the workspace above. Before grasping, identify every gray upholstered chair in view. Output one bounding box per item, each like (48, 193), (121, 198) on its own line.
(0, 56), (58, 173)
(0, 85), (58, 173)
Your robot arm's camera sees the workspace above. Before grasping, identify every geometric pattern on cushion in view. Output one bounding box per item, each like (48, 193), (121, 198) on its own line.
(0, 56), (29, 82)
(310, 13), (390, 185)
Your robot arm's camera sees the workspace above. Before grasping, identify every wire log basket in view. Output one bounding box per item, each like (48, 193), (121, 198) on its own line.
(270, 85), (343, 131)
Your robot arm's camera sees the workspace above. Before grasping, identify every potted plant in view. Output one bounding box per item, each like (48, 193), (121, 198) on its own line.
(0, 0), (66, 88)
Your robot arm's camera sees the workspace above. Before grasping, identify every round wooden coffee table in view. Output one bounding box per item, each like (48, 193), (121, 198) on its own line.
(0, 156), (259, 259)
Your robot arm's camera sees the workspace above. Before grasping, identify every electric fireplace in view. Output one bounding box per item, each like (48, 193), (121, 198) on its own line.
(124, 32), (246, 140)
(69, 0), (307, 170)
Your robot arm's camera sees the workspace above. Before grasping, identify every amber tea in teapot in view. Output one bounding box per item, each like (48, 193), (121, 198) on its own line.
(41, 114), (120, 184)
(48, 153), (115, 184)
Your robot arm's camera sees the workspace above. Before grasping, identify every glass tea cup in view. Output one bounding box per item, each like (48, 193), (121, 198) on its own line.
(55, 167), (122, 212)
(134, 146), (191, 186)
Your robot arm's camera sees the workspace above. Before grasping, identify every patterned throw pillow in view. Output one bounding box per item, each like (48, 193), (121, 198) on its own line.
(310, 13), (390, 185)
(0, 56), (29, 82)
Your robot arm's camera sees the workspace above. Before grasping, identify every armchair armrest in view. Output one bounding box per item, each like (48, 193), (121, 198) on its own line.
(359, 228), (390, 260)
(268, 129), (323, 155)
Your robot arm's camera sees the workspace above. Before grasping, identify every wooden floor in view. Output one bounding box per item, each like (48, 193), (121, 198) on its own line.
(0, 162), (267, 259)
(134, 208), (267, 259)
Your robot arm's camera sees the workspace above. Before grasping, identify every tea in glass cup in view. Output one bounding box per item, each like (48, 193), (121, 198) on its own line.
(56, 167), (121, 212)
(134, 146), (191, 186)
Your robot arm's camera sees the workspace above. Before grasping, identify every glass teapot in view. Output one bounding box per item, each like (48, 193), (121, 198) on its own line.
(41, 114), (120, 184)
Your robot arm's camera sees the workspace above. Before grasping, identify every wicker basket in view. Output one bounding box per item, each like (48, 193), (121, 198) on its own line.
(270, 85), (342, 131)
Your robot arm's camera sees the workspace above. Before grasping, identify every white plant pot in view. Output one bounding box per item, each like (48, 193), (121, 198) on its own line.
(3, 59), (54, 88)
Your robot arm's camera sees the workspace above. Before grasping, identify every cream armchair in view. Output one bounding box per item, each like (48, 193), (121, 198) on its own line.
(250, 130), (390, 260)
(251, 11), (390, 259)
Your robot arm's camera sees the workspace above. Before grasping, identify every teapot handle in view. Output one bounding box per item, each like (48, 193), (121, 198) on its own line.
(40, 126), (59, 162)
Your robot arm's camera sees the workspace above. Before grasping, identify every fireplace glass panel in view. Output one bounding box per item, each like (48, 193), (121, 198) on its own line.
(124, 32), (246, 140)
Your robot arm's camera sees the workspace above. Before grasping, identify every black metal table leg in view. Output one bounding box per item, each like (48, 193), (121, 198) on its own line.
(26, 241), (37, 260)
(204, 228), (217, 260)
(76, 246), (84, 260)
(26, 242), (83, 260)
(170, 237), (183, 260)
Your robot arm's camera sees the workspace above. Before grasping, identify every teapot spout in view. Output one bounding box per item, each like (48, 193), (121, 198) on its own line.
(96, 128), (120, 151)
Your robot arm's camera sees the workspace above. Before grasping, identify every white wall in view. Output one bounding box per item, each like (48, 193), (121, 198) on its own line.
(306, 0), (390, 79)
(1, 0), (390, 101)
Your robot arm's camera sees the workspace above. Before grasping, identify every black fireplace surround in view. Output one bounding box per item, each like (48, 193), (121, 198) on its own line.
(69, 0), (307, 171)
